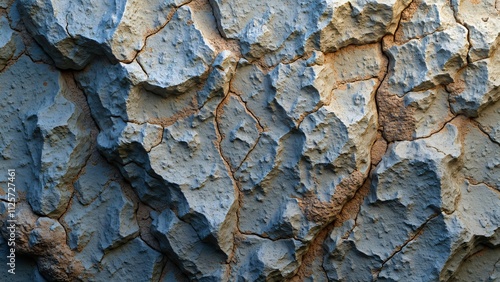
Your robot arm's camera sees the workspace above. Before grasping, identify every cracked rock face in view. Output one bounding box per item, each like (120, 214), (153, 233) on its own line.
(0, 0), (499, 281)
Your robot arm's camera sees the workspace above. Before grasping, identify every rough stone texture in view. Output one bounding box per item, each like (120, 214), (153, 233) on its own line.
(0, 0), (499, 280)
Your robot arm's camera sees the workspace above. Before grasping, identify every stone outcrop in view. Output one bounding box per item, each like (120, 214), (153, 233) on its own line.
(0, 0), (499, 281)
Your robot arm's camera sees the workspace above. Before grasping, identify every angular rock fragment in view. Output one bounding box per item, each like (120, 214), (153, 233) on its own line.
(403, 86), (453, 138)
(149, 110), (238, 257)
(378, 181), (500, 281)
(17, 0), (190, 68)
(448, 51), (500, 117)
(73, 151), (116, 205)
(18, 0), (119, 69)
(136, 6), (216, 96)
(3, 0), (500, 280)
(270, 60), (328, 127)
(31, 83), (91, 217)
(385, 25), (468, 94)
(451, 0), (500, 62)
(110, 0), (191, 62)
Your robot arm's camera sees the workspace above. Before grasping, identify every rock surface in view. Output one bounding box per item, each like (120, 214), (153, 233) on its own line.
(0, 0), (499, 280)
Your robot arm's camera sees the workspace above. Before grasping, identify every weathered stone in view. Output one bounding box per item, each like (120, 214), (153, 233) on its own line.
(462, 122), (500, 191)
(151, 208), (227, 281)
(0, 203), (84, 281)
(326, 43), (387, 84)
(395, 0), (456, 43)
(378, 181), (500, 281)
(209, 0), (325, 61)
(229, 235), (306, 281)
(3, 0), (500, 280)
(403, 86), (454, 138)
(0, 14), (16, 69)
(320, 0), (412, 52)
(324, 124), (462, 281)
(149, 110), (238, 257)
(93, 238), (164, 281)
(160, 260), (190, 282)
(385, 24), (469, 95)
(451, 0), (500, 62)
(270, 60), (328, 127)
(73, 151), (115, 205)
(17, 0), (191, 69)
(136, 6), (216, 96)
(0, 56), (91, 217)
(32, 81), (91, 217)
(476, 99), (500, 144)
(197, 50), (238, 105)
(449, 245), (500, 282)
(110, 0), (191, 62)
(18, 0), (110, 69)
(448, 51), (500, 117)
(218, 95), (260, 170)
(62, 181), (139, 270)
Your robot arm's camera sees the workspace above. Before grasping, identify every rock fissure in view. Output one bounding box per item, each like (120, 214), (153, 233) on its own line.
(2, 0), (499, 280)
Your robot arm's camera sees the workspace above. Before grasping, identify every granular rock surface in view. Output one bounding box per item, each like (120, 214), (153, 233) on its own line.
(0, 0), (499, 281)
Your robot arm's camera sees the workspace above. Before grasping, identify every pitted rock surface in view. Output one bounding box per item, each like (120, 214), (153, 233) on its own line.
(0, 0), (499, 281)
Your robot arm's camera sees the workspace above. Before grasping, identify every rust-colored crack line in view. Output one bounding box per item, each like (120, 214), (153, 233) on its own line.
(136, 58), (149, 76)
(289, 223), (335, 281)
(213, 91), (244, 270)
(57, 71), (97, 222)
(290, 35), (394, 280)
(471, 119), (500, 147)
(1, 49), (27, 72)
(235, 133), (261, 172)
(374, 213), (440, 279)
(157, 254), (170, 282)
(148, 127), (165, 153)
(121, 1), (193, 65)
(65, 14), (72, 39)
(252, 49), (312, 73)
(232, 93), (264, 172)
(291, 170), (373, 281)
(411, 114), (460, 141)
(233, 93), (264, 131)
(339, 175), (372, 240)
